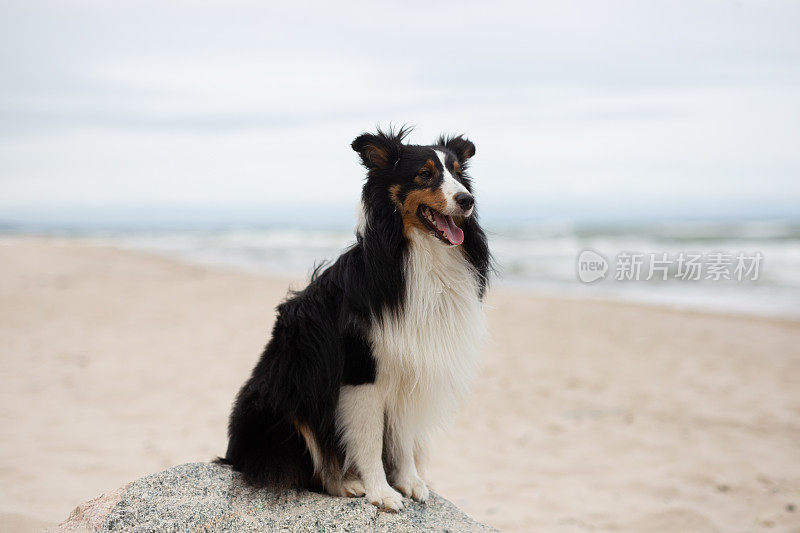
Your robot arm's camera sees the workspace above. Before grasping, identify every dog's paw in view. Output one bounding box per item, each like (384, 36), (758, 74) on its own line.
(341, 477), (365, 497)
(366, 484), (404, 511)
(394, 474), (429, 503)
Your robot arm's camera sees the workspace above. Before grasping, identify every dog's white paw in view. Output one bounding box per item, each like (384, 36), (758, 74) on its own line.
(366, 484), (404, 511)
(341, 477), (365, 497)
(394, 474), (429, 503)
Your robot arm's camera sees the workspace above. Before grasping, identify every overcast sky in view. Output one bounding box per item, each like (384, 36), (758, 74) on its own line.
(1, 0), (799, 224)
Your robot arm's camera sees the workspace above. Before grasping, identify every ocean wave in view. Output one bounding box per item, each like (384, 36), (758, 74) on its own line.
(13, 221), (798, 318)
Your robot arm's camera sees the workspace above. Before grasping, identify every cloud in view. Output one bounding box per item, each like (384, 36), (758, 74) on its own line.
(1, 0), (799, 219)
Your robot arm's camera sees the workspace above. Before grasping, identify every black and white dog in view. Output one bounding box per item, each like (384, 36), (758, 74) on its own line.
(220, 128), (490, 511)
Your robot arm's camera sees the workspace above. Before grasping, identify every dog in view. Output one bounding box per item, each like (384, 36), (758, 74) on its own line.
(219, 127), (490, 511)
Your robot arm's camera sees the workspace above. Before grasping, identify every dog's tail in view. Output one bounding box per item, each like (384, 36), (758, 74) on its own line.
(217, 385), (314, 488)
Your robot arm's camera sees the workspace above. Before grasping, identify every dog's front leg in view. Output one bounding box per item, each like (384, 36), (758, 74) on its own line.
(387, 418), (429, 503)
(337, 384), (404, 511)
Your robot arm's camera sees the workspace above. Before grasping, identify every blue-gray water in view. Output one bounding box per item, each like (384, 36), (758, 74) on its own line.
(6, 218), (797, 318)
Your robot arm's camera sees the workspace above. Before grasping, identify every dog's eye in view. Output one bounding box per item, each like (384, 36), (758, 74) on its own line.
(419, 170), (432, 179)
(454, 170), (463, 178)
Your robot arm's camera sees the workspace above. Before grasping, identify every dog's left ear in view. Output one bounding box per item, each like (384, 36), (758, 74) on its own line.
(438, 135), (476, 162)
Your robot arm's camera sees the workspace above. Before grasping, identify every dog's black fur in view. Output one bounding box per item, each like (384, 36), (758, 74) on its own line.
(218, 127), (490, 490)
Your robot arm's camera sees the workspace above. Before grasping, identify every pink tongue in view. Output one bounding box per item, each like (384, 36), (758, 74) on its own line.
(433, 212), (465, 245)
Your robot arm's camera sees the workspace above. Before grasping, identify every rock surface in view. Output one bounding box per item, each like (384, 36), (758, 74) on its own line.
(48, 462), (497, 532)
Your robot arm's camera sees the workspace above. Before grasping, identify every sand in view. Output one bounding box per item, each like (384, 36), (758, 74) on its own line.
(0, 238), (798, 532)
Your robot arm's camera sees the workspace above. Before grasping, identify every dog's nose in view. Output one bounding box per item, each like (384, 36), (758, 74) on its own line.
(454, 192), (474, 212)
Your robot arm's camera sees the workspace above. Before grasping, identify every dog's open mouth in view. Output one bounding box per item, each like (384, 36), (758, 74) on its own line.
(417, 205), (464, 246)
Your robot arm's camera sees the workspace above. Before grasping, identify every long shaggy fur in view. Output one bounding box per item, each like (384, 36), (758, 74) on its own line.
(219, 127), (490, 506)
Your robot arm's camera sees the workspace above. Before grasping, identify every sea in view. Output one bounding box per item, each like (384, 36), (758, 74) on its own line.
(5, 215), (798, 318)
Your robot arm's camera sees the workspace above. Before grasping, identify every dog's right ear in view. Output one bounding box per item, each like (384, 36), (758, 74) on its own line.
(352, 127), (409, 170)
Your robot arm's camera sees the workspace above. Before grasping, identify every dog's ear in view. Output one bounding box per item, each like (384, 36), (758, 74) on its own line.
(438, 135), (476, 162)
(352, 126), (410, 170)
(352, 133), (398, 170)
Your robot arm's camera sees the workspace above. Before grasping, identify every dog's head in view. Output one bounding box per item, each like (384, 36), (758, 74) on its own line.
(353, 128), (477, 246)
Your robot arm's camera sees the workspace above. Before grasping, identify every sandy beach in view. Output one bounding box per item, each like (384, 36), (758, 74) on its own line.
(1, 237), (798, 532)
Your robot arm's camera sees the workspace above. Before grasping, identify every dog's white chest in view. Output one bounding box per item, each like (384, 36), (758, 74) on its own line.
(369, 233), (486, 425)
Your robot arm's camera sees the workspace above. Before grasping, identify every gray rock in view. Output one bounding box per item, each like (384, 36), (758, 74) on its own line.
(49, 462), (498, 532)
